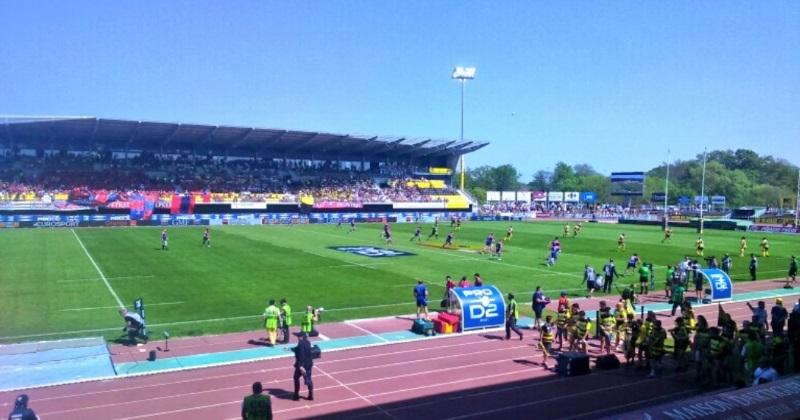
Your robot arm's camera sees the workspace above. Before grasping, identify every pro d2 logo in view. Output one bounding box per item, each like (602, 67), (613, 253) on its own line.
(331, 246), (415, 258)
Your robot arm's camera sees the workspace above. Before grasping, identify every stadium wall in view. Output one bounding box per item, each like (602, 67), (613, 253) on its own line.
(0, 211), (472, 228)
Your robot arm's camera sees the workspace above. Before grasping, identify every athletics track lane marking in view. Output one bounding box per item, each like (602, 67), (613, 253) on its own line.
(316, 364), (397, 419)
(70, 229), (124, 308)
(345, 321), (390, 343)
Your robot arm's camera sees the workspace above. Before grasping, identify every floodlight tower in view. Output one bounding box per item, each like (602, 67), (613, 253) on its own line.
(452, 66), (476, 190)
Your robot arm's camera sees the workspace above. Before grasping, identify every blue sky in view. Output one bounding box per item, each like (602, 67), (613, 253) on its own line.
(1, 1), (798, 179)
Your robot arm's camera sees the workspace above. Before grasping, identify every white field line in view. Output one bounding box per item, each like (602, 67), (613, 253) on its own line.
(58, 302), (184, 312)
(302, 227), (582, 278)
(57, 275), (155, 284)
(70, 229), (124, 308)
(317, 333), (331, 341)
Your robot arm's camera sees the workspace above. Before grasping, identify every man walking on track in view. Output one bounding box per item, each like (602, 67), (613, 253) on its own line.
(263, 299), (280, 346)
(242, 381), (272, 420)
(505, 293), (523, 340)
(291, 333), (314, 401)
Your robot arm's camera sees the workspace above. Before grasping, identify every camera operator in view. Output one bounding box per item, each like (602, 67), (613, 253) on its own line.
(119, 308), (146, 345)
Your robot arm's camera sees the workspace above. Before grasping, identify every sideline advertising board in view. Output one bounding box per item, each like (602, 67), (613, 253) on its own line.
(449, 286), (506, 331)
(701, 268), (733, 302)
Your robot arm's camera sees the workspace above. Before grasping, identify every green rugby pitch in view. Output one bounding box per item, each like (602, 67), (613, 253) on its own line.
(1, 221), (797, 343)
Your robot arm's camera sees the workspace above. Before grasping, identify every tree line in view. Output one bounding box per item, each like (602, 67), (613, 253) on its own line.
(459, 149), (799, 207)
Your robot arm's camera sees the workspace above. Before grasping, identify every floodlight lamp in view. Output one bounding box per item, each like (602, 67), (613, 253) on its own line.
(452, 67), (476, 80)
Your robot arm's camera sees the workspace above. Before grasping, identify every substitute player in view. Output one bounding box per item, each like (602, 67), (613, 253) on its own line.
(540, 315), (555, 368)
(202, 228), (211, 248)
(617, 233), (626, 251)
(161, 228), (169, 251)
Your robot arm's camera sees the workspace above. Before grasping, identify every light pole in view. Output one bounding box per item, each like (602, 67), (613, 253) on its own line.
(664, 149), (671, 230)
(699, 148), (707, 234)
(452, 66), (476, 190)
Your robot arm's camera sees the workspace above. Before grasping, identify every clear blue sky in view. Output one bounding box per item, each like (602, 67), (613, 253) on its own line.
(2, 1), (798, 179)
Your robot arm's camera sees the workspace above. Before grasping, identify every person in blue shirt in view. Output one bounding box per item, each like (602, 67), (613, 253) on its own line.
(410, 225), (422, 242)
(414, 279), (429, 319)
(8, 394), (37, 420)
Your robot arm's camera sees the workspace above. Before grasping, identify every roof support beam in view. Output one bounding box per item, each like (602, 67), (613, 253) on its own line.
(161, 124), (182, 148)
(196, 126), (220, 147)
(230, 128), (255, 149)
(256, 130), (288, 155)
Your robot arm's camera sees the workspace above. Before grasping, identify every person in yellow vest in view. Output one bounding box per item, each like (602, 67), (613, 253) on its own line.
(739, 236), (747, 257)
(760, 237), (770, 257)
(555, 307), (570, 351)
(707, 327), (729, 387)
(613, 302), (627, 351)
(599, 306), (615, 354)
(572, 311), (592, 353)
(539, 315), (555, 368)
(693, 316), (710, 382)
(505, 293), (523, 341)
(681, 302), (697, 333)
(263, 299), (280, 346)
(279, 298), (292, 344)
(647, 320), (667, 378)
(670, 317), (691, 372)
(638, 311), (656, 368)
(300, 305), (319, 337)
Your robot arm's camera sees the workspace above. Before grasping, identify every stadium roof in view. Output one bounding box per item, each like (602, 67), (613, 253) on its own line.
(0, 116), (489, 161)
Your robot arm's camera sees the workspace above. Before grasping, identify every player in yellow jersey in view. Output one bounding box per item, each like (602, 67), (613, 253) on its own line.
(695, 237), (705, 257)
(617, 233), (626, 251)
(760, 237), (770, 257)
(662, 227), (672, 243)
(739, 236), (747, 257)
(564, 223), (571, 238)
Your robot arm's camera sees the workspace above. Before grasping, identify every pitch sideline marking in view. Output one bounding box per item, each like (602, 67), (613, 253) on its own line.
(58, 301), (184, 312)
(70, 229), (124, 308)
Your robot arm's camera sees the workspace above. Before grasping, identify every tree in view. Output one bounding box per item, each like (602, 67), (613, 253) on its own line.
(492, 164), (521, 191)
(529, 170), (552, 191)
(551, 162), (579, 191)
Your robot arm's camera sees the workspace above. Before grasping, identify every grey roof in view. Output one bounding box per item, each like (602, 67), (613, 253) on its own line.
(0, 116), (489, 160)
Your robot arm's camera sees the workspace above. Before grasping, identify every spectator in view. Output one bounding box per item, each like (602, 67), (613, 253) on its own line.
(752, 359), (779, 385)
(531, 287), (549, 330)
(241, 382), (272, 420)
(771, 298), (789, 336)
(747, 301), (768, 331)
(8, 394), (37, 420)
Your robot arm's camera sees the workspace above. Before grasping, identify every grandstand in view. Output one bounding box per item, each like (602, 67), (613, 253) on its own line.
(0, 117), (488, 219)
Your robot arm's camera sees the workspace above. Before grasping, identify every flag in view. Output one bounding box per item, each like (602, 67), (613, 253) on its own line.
(170, 194), (195, 215)
(717, 303), (727, 327)
(130, 193), (145, 221)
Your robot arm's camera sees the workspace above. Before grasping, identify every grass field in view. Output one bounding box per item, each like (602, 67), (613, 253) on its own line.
(1, 221), (798, 343)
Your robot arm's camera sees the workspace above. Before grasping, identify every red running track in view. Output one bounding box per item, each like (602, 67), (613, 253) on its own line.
(0, 282), (797, 419)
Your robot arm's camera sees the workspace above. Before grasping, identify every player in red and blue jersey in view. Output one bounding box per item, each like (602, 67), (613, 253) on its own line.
(442, 231), (455, 248)
(410, 225), (422, 242)
(625, 253), (640, 275)
(161, 229), (168, 251)
(493, 240), (504, 260)
(481, 233), (495, 254)
(349, 218), (356, 232)
(202, 228), (210, 248)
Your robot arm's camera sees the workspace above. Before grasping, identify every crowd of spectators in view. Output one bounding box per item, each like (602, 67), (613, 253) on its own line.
(0, 153), (454, 205)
